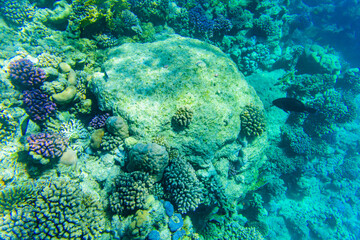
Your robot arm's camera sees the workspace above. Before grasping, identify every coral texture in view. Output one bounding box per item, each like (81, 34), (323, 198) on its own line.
(8, 58), (46, 88)
(171, 106), (193, 129)
(240, 104), (266, 138)
(163, 158), (203, 214)
(0, 178), (105, 239)
(26, 132), (69, 161)
(89, 113), (110, 129)
(110, 171), (153, 214)
(127, 143), (169, 182)
(22, 89), (57, 122)
(0, 0), (34, 25)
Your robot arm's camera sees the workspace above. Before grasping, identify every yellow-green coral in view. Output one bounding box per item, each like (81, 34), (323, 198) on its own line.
(0, 185), (34, 212)
(0, 104), (17, 143)
(240, 104), (266, 137)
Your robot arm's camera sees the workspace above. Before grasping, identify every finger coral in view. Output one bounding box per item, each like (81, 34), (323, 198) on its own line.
(22, 89), (57, 122)
(163, 158), (203, 214)
(240, 104), (266, 138)
(8, 58), (46, 89)
(26, 132), (69, 164)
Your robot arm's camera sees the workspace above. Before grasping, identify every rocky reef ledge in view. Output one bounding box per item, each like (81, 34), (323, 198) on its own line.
(89, 35), (268, 202)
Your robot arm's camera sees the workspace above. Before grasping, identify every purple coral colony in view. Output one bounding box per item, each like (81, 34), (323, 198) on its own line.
(1, 0), (360, 240)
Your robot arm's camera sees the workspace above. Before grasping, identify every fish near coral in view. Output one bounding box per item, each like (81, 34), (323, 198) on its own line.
(273, 98), (316, 113)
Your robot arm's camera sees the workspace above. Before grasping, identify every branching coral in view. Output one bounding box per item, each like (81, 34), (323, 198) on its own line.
(0, 178), (105, 239)
(163, 157), (203, 213)
(26, 132), (69, 164)
(109, 171), (153, 215)
(22, 89), (57, 122)
(0, 0), (34, 25)
(8, 58), (46, 89)
(240, 104), (266, 138)
(171, 106), (193, 130)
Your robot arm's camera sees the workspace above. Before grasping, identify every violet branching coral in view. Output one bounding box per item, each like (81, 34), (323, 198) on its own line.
(22, 89), (57, 122)
(109, 171), (153, 215)
(8, 58), (46, 89)
(89, 113), (110, 129)
(0, 178), (105, 239)
(26, 132), (69, 164)
(240, 104), (266, 138)
(163, 157), (203, 214)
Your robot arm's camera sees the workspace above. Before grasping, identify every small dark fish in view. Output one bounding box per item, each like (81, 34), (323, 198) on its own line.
(272, 98), (316, 113)
(21, 116), (30, 135)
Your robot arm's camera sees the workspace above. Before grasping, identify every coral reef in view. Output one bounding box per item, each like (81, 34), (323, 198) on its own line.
(110, 171), (153, 215)
(26, 132), (69, 164)
(100, 131), (123, 151)
(0, 105), (17, 144)
(127, 143), (169, 182)
(163, 158), (203, 214)
(171, 106), (193, 130)
(22, 89), (57, 122)
(89, 113), (110, 129)
(0, 0), (34, 25)
(106, 116), (129, 139)
(0, 178), (105, 239)
(8, 58), (46, 89)
(281, 126), (312, 155)
(240, 104), (266, 138)
(0, 185), (34, 212)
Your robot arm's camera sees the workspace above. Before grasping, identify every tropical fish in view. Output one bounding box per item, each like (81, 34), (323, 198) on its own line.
(272, 98), (316, 113)
(20, 116), (30, 136)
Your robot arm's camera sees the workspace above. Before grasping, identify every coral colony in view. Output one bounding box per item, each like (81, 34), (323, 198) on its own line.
(0, 0), (360, 239)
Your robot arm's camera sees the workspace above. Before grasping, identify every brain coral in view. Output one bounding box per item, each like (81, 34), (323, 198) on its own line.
(127, 142), (169, 182)
(163, 158), (203, 214)
(0, 178), (105, 239)
(110, 171), (153, 215)
(240, 104), (266, 138)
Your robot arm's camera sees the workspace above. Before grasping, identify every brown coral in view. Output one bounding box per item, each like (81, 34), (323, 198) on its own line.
(240, 104), (266, 138)
(171, 106), (193, 129)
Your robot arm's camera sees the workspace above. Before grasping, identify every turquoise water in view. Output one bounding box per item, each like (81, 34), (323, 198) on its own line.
(0, 0), (359, 239)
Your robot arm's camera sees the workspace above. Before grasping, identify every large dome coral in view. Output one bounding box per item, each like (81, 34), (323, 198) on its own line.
(89, 35), (268, 201)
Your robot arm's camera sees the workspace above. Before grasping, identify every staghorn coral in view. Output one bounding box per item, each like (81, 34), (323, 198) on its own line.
(171, 106), (193, 129)
(0, 178), (105, 239)
(8, 58), (46, 89)
(110, 171), (153, 215)
(59, 119), (89, 142)
(0, 0), (34, 25)
(163, 157), (203, 214)
(26, 132), (69, 164)
(240, 104), (266, 138)
(22, 89), (57, 122)
(127, 142), (169, 182)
